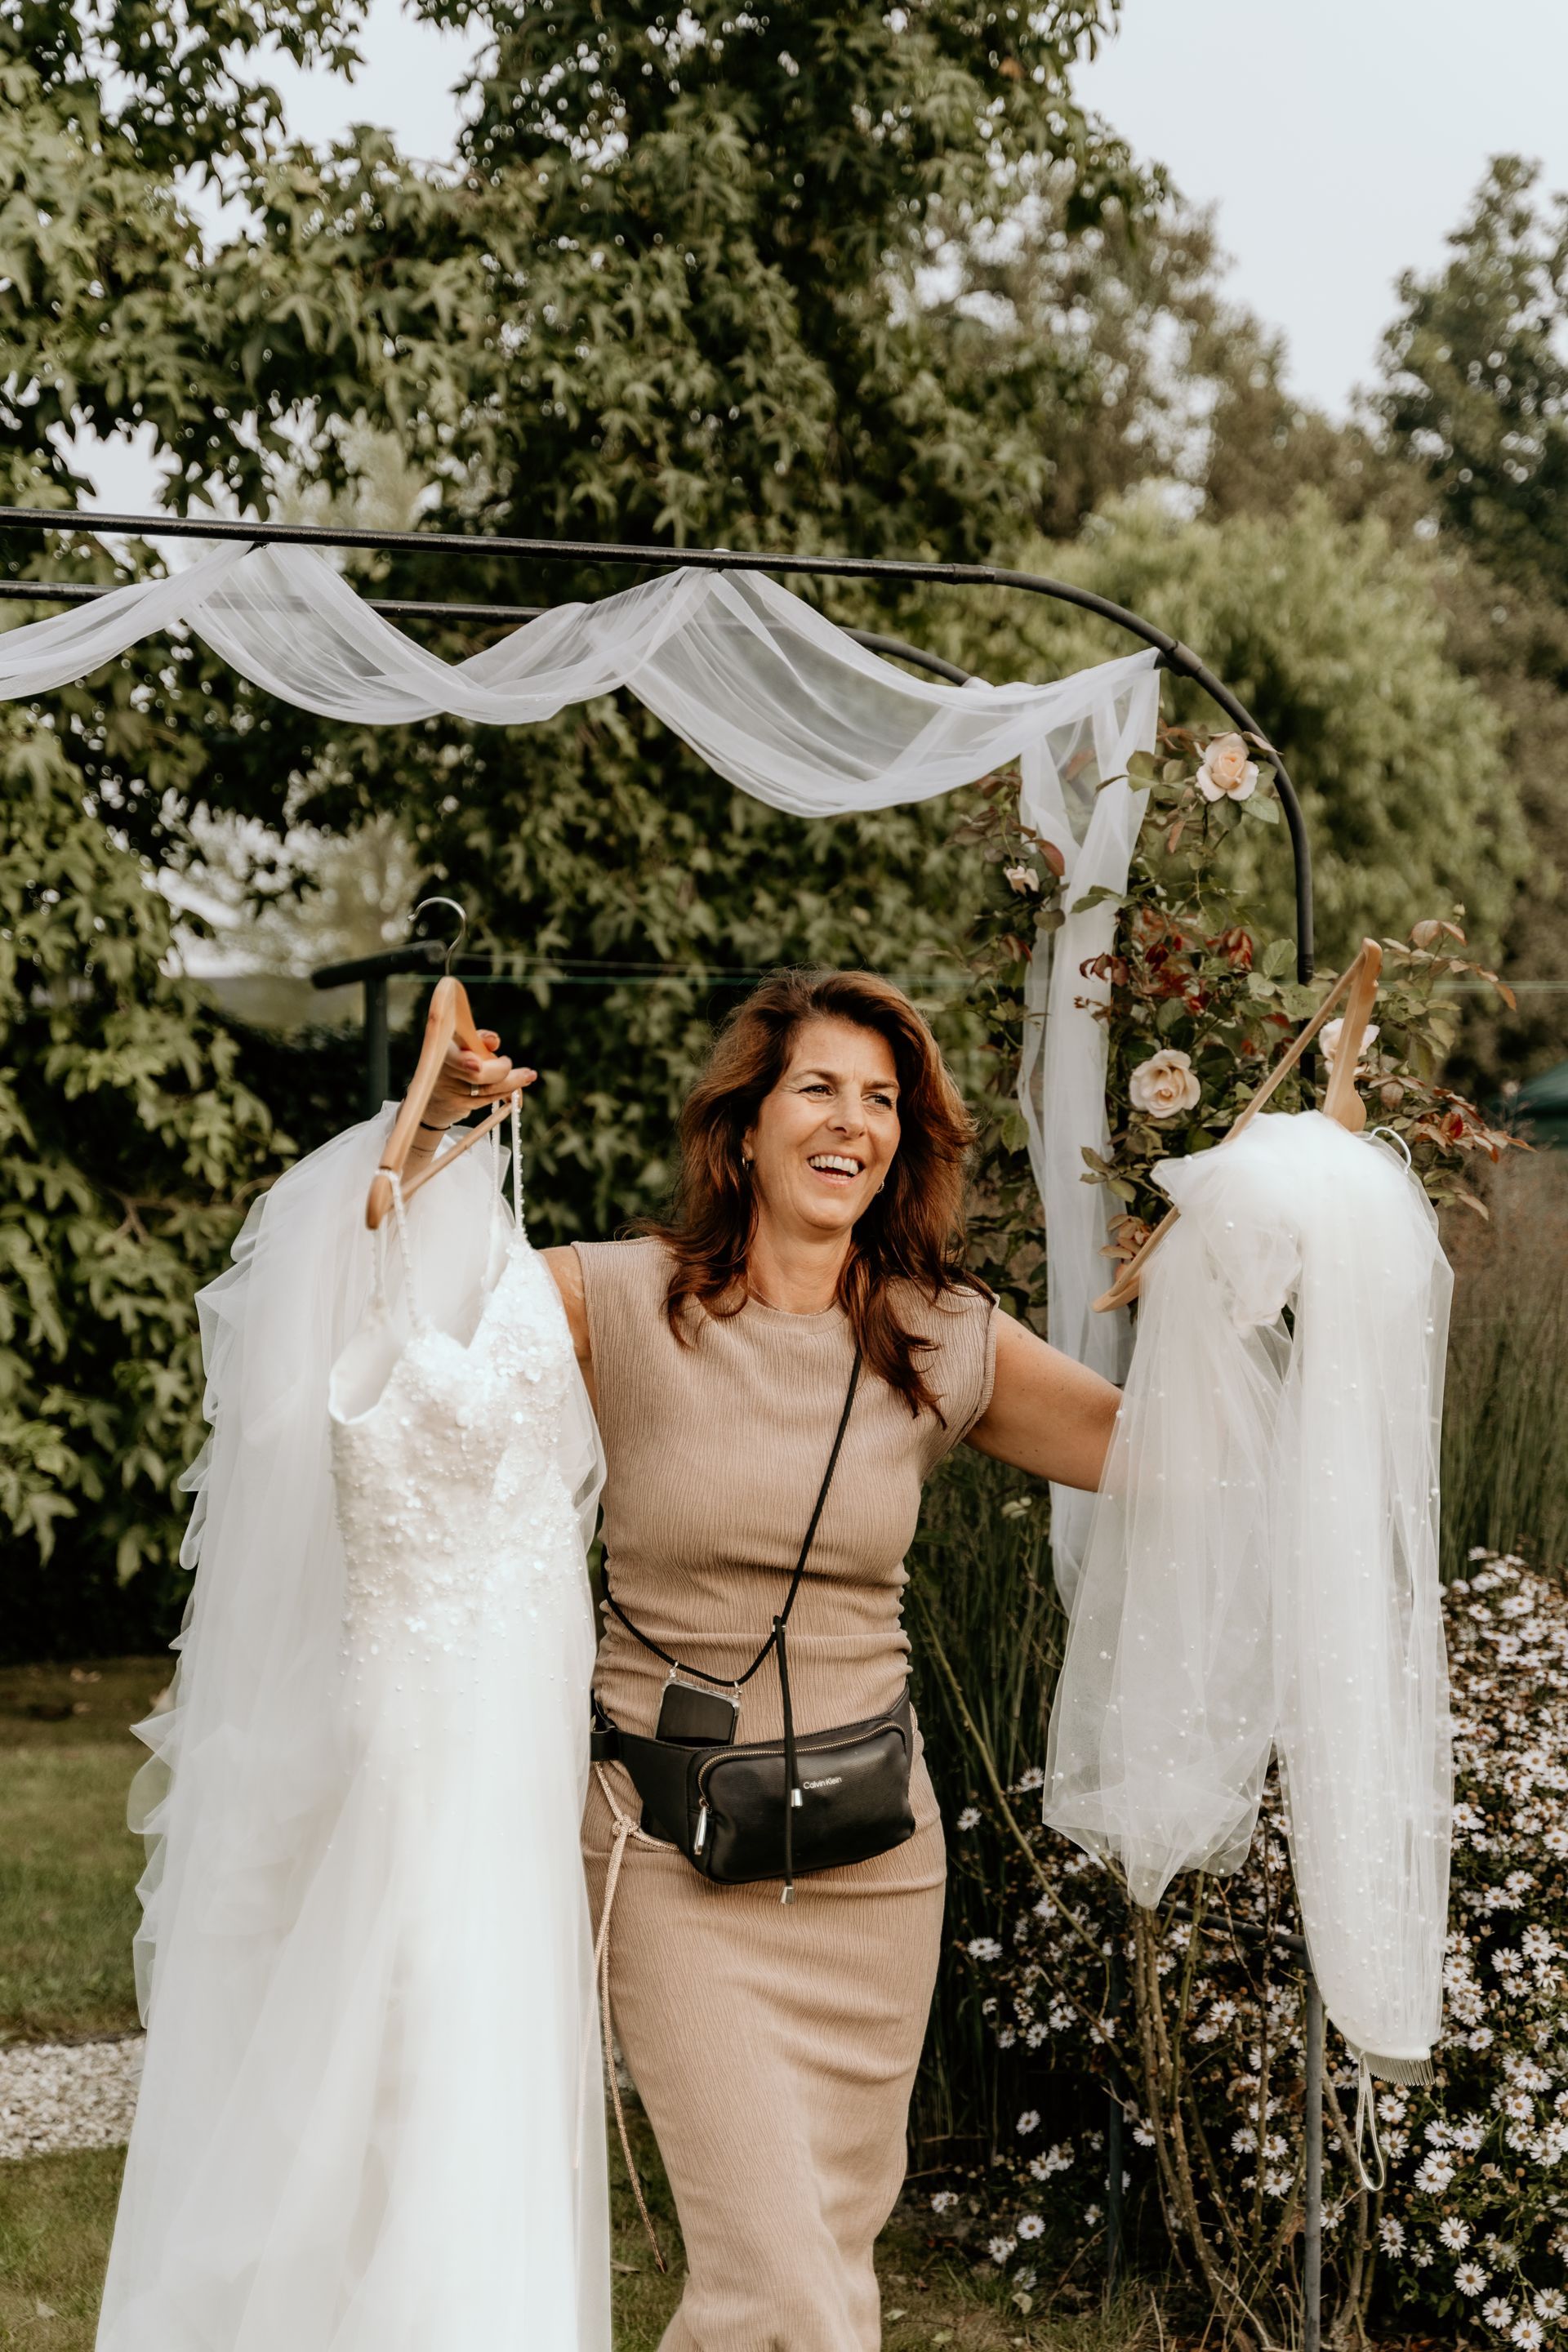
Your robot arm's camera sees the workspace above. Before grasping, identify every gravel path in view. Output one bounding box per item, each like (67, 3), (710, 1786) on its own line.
(0, 2034), (144, 2161)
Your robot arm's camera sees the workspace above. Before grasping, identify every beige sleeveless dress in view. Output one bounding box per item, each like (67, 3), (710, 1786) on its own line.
(574, 1237), (996, 2352)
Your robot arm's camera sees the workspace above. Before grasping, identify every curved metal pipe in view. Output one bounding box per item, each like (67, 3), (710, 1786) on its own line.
(0, 506), (1312, 974)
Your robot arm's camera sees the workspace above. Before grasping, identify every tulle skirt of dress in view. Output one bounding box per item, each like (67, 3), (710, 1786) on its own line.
(97, 1517), (608, 2352)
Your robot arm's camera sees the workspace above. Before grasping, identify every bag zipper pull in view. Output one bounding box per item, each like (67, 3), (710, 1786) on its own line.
(693, 1800), (710, 1855)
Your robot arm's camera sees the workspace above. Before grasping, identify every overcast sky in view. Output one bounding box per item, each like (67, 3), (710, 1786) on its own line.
(81, 0), (1568, 510)
(1078, 0), (1568, 416)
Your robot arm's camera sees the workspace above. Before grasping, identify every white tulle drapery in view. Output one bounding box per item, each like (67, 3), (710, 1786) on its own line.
(1044, 1112), (1453, 2082)
(1014, 717), (1157, 1606)
(0, 544), (1159, 1606)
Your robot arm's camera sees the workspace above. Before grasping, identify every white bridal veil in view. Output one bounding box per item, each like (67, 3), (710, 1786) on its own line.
(1045, 1114), (1453, 2081)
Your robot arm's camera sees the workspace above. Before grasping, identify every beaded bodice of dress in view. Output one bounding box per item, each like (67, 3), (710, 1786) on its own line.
(329, 1129), (581, 1665)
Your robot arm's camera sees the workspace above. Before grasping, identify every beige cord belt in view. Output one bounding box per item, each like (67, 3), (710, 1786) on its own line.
(590, 1763), (668, 2271)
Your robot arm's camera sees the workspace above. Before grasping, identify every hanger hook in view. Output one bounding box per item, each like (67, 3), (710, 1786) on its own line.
(410, 896), (467, 977)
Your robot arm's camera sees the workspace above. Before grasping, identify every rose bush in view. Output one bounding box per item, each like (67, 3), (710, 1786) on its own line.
(956, 722), (1517, 1321)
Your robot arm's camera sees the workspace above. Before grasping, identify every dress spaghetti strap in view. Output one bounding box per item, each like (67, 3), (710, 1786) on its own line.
(383, 1166), (422, 1324)
(508, 1094), (525, 1234)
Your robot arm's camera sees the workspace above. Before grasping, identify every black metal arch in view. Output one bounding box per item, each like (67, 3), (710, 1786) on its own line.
(0, 503), (1312, 980)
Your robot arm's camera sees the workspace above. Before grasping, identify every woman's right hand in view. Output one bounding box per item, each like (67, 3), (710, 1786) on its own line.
(408, 1030), (537, 1164)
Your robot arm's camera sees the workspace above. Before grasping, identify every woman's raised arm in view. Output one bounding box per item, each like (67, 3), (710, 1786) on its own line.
(964, 1308), (1120, 1493)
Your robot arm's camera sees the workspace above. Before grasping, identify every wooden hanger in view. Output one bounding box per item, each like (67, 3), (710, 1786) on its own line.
(365, 899), (519, 1232)
(1092, 938), (1383, 1313)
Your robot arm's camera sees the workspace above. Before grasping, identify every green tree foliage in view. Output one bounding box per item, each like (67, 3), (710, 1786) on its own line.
(1178, 152), (1568, 1090)
(1368, 156), (1568, 1090)
(207, 1), (1143, 552)
(0, 710), (278, 1655)
(987, 151), (1568, 1092)
(1, 0), (366, 1654)
(2, 0), (1154, 1630)
(176, 0), (1156, 1249)
(1, 0), (363, 511)
(1424, 567), (1568, 1096)
(864, 186), (1540, 1045)
(1381, 154), (1568, 611)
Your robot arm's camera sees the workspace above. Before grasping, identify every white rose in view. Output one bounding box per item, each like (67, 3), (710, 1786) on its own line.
(1129, 1047), (1201, 1120)
(1004, 862), (1041, 896)
(1196, 731), (1259, 803)
(1320, 1018), (1380, 1071)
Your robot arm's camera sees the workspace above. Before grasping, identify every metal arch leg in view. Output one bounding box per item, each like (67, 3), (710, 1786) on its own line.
(1106, 2080), (1125, 2301)
(364, 975), (390, 1120)
(1106, 1943), (1126, 2303)
(1303, 1969), (1325, 2352)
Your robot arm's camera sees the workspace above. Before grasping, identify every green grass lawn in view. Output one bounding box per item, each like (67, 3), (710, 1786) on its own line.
(0, 1660), (165, 2046)
(0, 2123), (1160, 2352)
(0, 1658), (1162, 2350)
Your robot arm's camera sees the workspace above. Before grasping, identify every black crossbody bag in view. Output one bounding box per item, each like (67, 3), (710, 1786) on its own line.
(589, 1348), (917, 1904)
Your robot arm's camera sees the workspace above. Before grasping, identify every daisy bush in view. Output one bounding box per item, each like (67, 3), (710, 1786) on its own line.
(1375, 1551), (1568, 2345)
(924, 1554), (1568, 2345)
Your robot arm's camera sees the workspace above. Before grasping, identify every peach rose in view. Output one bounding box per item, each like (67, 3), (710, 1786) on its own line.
(1320, 1017), (1380, 1073)
(1129, 1047), (1201, 1120)
(1196, 732), (1258, 803)
(1004, 862), (1041, 896)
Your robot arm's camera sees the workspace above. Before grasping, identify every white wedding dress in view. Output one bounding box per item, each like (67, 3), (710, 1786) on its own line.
(97, 1108), (610, 2350)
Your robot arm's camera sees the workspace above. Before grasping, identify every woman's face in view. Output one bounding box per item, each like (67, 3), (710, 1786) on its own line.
(743, 1016), (902, 1243)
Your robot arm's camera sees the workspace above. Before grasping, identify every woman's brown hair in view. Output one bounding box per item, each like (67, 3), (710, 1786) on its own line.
(645, 968), (987, 1419)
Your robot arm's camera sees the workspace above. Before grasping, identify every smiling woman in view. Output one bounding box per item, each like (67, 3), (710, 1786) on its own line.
(495, 964), (1123, 2352)
(639, 969), (982, 1414)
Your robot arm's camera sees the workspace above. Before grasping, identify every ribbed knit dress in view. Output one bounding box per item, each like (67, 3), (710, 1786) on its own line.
(573, 1236), (996, 2352)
